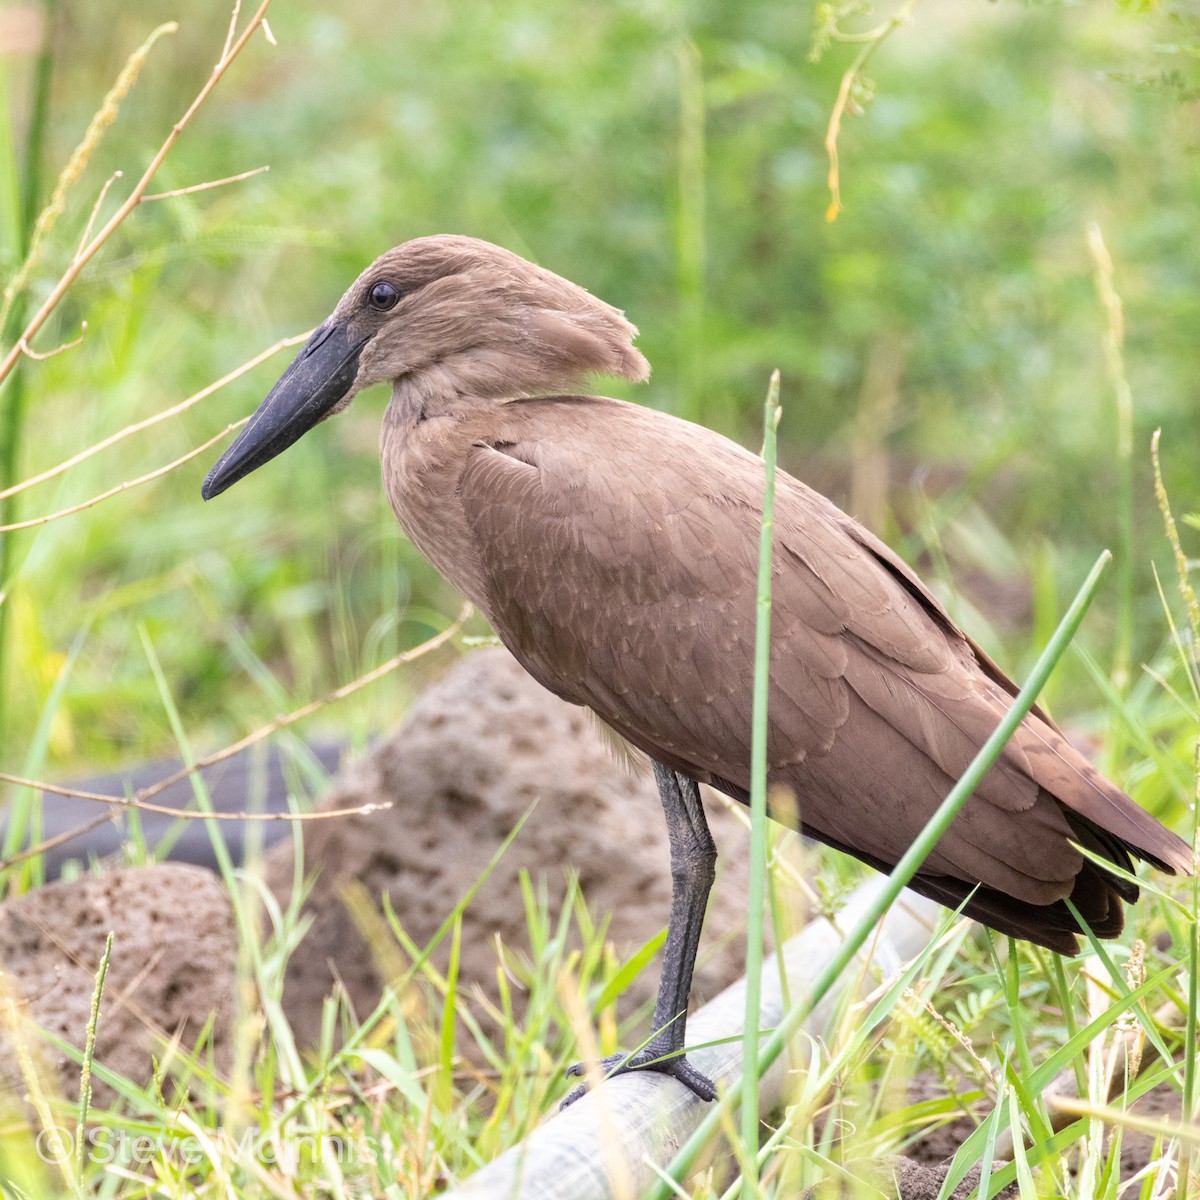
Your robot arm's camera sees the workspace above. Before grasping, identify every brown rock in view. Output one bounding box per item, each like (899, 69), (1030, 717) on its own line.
(265, 647), (786, 1048)
(0, 864), (237, 1105)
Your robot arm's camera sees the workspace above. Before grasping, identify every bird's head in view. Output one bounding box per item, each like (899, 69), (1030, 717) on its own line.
(201, 235), (649, 499)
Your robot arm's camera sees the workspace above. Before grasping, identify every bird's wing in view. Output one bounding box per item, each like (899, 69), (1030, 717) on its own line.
(822, 504), (1190, 875)
(454, 397), (1190, 898)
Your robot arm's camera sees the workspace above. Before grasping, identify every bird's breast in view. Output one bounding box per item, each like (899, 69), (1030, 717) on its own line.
(379, 401), (493, 610)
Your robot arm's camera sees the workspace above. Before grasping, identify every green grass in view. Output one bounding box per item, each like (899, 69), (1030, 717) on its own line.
(1, 0), (1198, 1196)
(742, 368), (783, 1194)
(0, 745), (1193, 1196)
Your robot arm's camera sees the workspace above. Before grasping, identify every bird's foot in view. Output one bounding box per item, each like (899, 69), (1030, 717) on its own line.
(560, 1046), (715, 1109)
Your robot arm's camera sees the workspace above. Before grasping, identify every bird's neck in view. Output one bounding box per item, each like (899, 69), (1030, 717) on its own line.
(379, 382), (494, 609)
(387, 371), (497, 427)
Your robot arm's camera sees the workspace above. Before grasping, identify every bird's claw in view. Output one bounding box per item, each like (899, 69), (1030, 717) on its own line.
(560, 1048), (716, 1109)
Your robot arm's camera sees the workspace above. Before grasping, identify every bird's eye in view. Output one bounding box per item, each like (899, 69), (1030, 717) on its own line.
(368, 281), (401, 311)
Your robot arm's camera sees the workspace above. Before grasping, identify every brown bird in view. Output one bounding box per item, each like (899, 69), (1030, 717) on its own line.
(202, 235), (1192, 1102)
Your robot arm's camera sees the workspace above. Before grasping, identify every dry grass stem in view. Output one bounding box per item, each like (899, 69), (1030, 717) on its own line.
(909, 989), (1001, 1095)
(76, 171), (124, 257)
(0, 770), (394, 823)
(1151, 430), (1200, 643)
(822, 0), (919, 223)
(0, 0), (275, 389)
(0, 419), (250, 532)
(18, 321), (86, 361)
(0, 331), (310, 503)
(1047, 1095), (1200, 1148)
(0, 810), (120, 872)
(141, 164), (270, 202)
(823, 65), (857, 224)
(1086, 223), (1132, 460)
(556, 969), (636, 1200)
(222, 0), (246, 59)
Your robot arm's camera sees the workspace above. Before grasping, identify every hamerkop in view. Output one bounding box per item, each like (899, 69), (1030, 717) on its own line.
(203, 235), (1192, 1102)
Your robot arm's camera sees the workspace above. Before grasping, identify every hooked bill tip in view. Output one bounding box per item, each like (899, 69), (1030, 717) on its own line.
(200, 448), (242, 500)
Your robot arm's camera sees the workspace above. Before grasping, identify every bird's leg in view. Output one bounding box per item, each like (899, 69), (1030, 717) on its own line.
(563, 761), (717, 1106)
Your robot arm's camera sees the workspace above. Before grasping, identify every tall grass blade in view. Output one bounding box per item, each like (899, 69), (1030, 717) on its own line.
(1150, 429), (1200, 1190)
(438, 912), (464, 1113)
(74, 932), (111, 1192)
(740, 368), (782, 1192)
(0, 0), (58, 744)
(1087, 223), (1135, 694)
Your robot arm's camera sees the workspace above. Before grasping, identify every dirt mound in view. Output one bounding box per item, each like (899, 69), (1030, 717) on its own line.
(0, 864), (237, 1106)
(265, 647), (781, 1047)
(803, 1159), (1018, 1199)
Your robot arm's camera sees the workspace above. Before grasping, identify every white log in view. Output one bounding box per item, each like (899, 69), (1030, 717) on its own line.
(445, 879), (943, 1199)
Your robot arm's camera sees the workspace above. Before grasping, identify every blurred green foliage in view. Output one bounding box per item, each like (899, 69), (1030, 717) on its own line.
(1, 0), (1197, 789)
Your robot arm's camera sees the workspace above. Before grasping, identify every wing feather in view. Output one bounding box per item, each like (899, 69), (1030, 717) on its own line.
(450, 396), (1191, 925)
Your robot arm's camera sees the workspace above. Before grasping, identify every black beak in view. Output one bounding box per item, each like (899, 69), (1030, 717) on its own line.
(201, 319), (368, 500)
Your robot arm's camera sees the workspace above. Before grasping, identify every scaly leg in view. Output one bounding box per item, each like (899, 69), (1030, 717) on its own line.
(563, 761), (718, 1105)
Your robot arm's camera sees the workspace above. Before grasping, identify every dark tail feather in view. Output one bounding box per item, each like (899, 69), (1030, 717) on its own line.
(743, 777), (1172, 954)
(907, 857), (1127, 956)
(1063, 811), (1140, 902)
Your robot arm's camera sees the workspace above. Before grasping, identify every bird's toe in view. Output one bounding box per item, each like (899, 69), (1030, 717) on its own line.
(560, 1048), (715, 1109)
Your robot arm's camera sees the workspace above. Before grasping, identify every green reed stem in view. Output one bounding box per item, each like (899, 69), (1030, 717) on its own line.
(0, 0), (58, 744)
(741, 369), (782, 1194)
